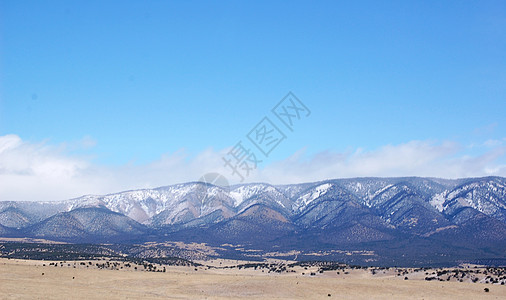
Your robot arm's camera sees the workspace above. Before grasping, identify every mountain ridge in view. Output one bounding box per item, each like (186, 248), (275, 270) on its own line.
(1, 176), (505, 266)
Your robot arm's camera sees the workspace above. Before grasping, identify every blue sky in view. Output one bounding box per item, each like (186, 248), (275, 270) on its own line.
(1, 1), (506, 200)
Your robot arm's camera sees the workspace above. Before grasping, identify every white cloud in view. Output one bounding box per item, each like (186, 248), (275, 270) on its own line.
(0, 134), (102, 201)
(1, 134), (505, 201)
(254, 141), (506, 184)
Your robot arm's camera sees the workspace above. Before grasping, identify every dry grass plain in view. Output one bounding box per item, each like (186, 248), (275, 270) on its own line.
(1, 258), (505, 299)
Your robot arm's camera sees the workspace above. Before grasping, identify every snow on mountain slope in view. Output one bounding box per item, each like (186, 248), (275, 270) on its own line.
(62, 183), (292, 225)
(440, 178), (506, 222)
(1, 177), (505, 232)
(229, 184), (272, 207)
(430, 191), (448, 212)
(293, 183), (333, 211)
(66, 185), (195, 223)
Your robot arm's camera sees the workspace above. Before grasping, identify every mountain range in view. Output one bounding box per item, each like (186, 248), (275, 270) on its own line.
(1, 176), (505, 266)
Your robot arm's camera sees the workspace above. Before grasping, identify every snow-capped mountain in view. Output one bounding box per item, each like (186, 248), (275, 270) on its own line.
(0, 177), (505, 264)
(1, 177), (505, 229)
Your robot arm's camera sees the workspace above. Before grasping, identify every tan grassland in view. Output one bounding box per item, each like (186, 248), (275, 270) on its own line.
(1, 258), (505, 299)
